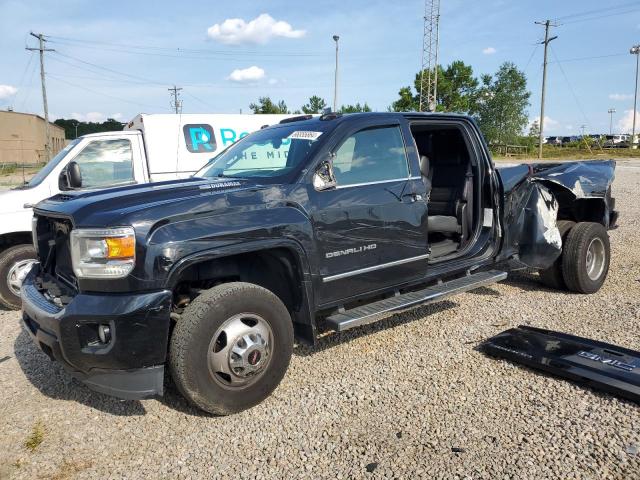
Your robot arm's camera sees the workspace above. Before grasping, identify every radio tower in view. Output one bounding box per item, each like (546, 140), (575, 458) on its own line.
(419, 0), (441, 112)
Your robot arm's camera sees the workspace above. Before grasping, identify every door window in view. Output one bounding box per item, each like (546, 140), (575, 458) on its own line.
(332, 126), (409, 186)
(73, 139), (135, 188)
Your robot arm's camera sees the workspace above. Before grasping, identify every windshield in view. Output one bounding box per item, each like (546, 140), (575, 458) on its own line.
(196, 124), (326, 182)
(19, 139), (81, 189)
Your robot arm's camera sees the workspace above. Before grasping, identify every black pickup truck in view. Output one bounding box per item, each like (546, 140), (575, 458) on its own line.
(22, 112), (617, 415)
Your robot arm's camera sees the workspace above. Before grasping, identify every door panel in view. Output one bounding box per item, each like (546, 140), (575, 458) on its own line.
(307, 122), (429, 304)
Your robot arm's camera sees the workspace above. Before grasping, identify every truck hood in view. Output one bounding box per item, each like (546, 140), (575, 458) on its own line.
(34, 177), (270, 227)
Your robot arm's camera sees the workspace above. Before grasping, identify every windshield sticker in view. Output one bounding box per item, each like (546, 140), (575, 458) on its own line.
(287, 131), (323, 141)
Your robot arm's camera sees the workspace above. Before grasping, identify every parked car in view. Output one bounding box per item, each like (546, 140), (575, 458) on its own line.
(604, 134), (629, 148)
(546, 136), (562, 145)
(22, 112), (617, 414)
(0, 113), (295, 309)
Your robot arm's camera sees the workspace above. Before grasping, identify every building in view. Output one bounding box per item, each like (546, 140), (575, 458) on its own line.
(0, 110), (66, 165)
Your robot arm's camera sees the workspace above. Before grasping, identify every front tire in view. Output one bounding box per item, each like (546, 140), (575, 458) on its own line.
(0, 244), (37, 310)
(561, 222), (610, 294)
(169, 282), (294, 415)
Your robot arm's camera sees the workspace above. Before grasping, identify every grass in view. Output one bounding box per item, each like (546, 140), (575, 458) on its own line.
(23, 420), (45, 452)
(492, 145), (640, 161)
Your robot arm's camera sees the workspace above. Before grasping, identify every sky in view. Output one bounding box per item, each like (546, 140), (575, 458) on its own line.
(1, 0), (639, 136)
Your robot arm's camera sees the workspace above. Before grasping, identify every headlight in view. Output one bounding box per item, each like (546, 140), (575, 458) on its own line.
(70, 227), (136, 279)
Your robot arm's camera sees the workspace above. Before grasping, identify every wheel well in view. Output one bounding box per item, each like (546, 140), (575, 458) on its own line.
(172, 248), (304, 317)
(0, 232), (32, 252)
(540, 182), (609, 226)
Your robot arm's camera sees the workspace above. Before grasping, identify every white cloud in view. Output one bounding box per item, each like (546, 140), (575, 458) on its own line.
(609, 93), (633, 101)
(616, 109), (640, 133)
(268, 78), (279, 85)
(0, 84), (17, 99)
(482, 47), (497, 55)
(69, 112), (123, 122)
(530, 115), (559, 129)
(207, 13), (305, 45)
(227, 66), (266, 83)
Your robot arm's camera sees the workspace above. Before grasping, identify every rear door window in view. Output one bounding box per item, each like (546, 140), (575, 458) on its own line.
(332, 126), (409, 187)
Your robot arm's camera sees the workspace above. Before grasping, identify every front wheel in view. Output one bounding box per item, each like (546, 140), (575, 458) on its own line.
(169, 282), (294, 415)
(561, 222), (610, 294)
(0, 244), (37, 310)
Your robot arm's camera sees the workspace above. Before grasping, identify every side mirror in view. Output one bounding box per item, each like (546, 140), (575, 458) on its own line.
(60, 161), (82, 190)
(313, 158), (337, 191)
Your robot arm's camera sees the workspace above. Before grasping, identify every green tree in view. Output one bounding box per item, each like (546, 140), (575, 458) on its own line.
(390, 61), (478, 113)
(390, 86), (418, 112)
(339, 102), (372, 113)
(528, 119), (540, 139)
(301, 95), (327, 114)
(54, 118), (125, 139)
(475, 62), (530, 144)
(249, 97), (290, 114)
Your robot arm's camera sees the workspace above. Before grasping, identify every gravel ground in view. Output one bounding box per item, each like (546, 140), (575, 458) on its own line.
(1, 160), (639, 480)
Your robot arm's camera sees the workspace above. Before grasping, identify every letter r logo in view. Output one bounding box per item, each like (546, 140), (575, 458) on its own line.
(183, 124), (216, 152)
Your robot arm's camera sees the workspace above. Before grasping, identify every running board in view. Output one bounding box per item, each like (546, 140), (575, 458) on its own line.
(326, 270), (508, 332)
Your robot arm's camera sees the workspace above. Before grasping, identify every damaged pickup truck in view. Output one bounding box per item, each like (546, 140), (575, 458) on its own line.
(22, 112), (618, 414)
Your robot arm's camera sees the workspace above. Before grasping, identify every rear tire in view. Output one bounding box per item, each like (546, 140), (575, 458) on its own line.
(561, 222), (610, 294)
(0, 244), (37, 310)
(169, 282), (293, 415)
(539, 220), (575, 290)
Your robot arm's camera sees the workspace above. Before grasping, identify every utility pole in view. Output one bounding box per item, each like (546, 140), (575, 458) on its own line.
(580, 124), (587, 137)
(630, 45), (640, 148)
(535, 20), (558, 160)
(26, 32), (54, 162)
(332, 35), (340, 112)
(419, 0), (441, 112)
(608, 108), (616, 135)
(168, 85), (183, 114)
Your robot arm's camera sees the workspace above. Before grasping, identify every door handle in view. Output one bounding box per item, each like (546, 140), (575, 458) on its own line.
(402, 193), (423, 203)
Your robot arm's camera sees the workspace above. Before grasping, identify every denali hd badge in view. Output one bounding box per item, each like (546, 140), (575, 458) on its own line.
(326, 244), (376, 259)
(577, 350), (636, 372)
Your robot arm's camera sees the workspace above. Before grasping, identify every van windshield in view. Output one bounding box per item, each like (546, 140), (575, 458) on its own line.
(196, 124), (326, 182)
(17, 139), (81, 189)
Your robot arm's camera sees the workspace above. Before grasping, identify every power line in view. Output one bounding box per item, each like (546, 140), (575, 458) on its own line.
(47, 74), (169, 111)
(45, 35), (327, 57)
(182, 90), (216, 110)
(7, 52), (35, 109)
(553, 1), (640, 22)
(550, 46), (592, 128)
(52, 51), (166, 86)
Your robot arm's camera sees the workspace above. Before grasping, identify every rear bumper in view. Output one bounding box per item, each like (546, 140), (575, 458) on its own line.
(21, 266), (171, 400)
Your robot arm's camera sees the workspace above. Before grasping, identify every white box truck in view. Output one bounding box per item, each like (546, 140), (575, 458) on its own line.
(0, 113), (294, 308)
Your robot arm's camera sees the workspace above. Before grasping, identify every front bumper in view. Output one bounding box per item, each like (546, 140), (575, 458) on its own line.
(21, 266), (172, 400)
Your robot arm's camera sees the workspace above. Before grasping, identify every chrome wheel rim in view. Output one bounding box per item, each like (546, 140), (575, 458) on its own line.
(7, 259), (37, 297)
(585, 237), (606, 281)
(208, 313), (273, 389)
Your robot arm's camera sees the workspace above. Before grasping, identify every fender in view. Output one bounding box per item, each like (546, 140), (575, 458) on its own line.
(166, 238), (318, 344)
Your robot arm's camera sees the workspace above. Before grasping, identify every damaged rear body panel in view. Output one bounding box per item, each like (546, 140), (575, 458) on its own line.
(496, 160), (617, 269)
(481, 326), (640, 404)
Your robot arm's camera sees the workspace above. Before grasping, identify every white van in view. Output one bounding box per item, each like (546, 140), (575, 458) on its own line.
(0, 113), (294, 308)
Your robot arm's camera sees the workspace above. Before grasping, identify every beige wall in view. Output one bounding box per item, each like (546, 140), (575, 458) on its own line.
(0, 111), (66, 165)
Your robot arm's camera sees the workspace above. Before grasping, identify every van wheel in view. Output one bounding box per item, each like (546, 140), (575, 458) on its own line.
(539, 220), (575, 290)
(0, 245), (37, 310)
(169, 282), (293, 415)
(561, 222), (610, 294)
